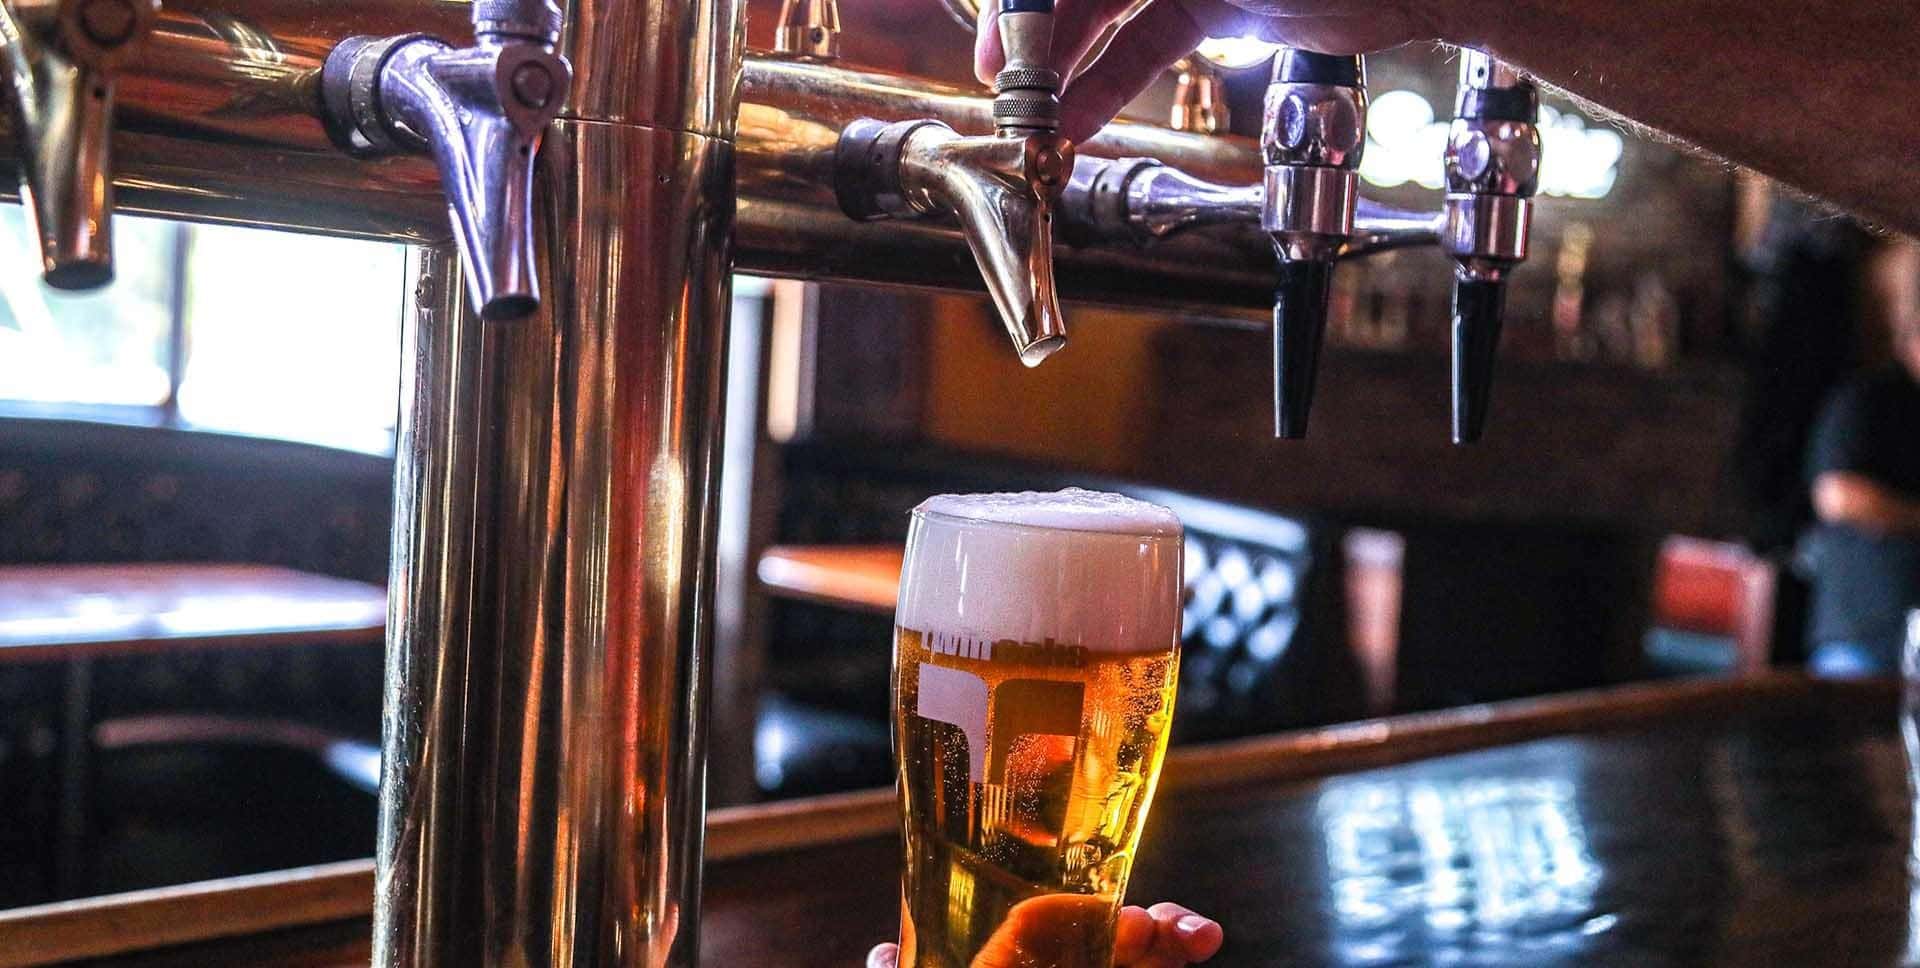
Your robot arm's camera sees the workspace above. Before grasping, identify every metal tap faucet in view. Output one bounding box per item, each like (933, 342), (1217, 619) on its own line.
(320, 0), (571, 321)
(0, 0), (157, 289)
(833, 0), (1073, 366)
(1056, 46), (1543, 441)
(1261, 49), (1365, 438)
(1443, 50), (1540, 442)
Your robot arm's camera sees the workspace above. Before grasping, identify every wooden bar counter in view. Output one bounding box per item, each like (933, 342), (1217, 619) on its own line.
(4, 674), (1910, 967)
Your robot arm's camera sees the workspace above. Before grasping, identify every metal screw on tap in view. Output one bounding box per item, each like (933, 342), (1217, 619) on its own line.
(78, 0), (139, 48)
(1278, 95), (1310, 149)
(511, 61), (555, 109)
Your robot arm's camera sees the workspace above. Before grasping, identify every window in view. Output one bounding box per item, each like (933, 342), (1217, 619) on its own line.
(0, 210), (409, 454)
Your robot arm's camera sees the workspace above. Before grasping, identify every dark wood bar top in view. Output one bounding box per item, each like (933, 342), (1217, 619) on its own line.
(6, 674), (1911, 967)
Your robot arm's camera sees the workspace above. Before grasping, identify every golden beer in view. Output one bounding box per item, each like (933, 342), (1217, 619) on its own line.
(890, 490), (1183, 968)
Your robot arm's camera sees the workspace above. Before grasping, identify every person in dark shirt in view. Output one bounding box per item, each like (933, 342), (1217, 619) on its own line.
(1805, 243), (1920, 676)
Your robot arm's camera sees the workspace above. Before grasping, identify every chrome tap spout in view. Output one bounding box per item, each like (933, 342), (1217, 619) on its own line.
(0, 0), (156, 289)
(320, 0), (570, 321)
(830, 0), (1072, 366)
(836, 118), (1071, 366)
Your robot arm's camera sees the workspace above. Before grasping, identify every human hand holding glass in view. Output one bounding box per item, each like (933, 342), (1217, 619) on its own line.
(867, 901), (1225, 967)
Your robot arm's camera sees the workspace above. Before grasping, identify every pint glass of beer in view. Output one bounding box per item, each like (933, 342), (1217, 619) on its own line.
(891, 489), (1183, 968)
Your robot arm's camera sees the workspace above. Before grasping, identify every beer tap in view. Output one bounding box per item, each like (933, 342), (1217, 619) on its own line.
(833, 0), (1072, 366)
(1442, 50), (1540, 443)
(319, 0), (571, 321)
(1057, 46), (1540, 442)
(1260, 50), (1365, 438)
(0, 0), (158, 289)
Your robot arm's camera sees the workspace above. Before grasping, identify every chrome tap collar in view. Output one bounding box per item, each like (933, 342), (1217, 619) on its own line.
(833, 117), (948, 220)
(1443, 192), (1533, 278)
(1442, 50), (1540, 272)
(1263, 165), (1358, 256)
(1260, 50), (1364, 254)
(1262, 50), (1365, 169)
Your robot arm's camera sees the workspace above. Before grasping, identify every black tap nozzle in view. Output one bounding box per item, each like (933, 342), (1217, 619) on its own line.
(1273, 258), (1335, 439)
(1450, 277), (1507, 444)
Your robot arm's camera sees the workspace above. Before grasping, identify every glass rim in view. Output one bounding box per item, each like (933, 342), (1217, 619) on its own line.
(910, 504), (1184, 541)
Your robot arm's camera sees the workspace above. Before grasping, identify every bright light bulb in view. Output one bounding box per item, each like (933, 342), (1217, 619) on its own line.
(1357, 90), (1624, 199)
(1194, 35), (1280, 71)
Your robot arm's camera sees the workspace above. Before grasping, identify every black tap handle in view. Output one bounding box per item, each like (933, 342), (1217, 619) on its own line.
(1273, 258), (1335, 439)
(1450, 277), (1508, 444)
(1000, 0), (1053, 11)
(1274, 49), (1363, 86)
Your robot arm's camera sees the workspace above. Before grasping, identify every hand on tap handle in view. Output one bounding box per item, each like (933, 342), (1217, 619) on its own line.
(973, 0), (1428, 142)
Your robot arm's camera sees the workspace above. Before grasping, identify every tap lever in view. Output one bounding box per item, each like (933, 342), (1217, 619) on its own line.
(1273, 258), (1334, 439)
(0, 0), (158, 289)
(319, 1), (569, 321)
(991, 0), (1060, 135)
(1450, 276), (1506, 443)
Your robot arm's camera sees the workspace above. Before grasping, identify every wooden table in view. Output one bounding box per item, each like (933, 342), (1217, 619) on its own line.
(0, 563), (387, 900)
(0, 564), (387, 663)
(756, 545), (903, 613)
(6, 674), (1911, 967)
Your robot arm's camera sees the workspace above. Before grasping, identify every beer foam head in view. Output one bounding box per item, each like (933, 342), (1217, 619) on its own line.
(914, 488), (1182, 538)
(898, 489), (1183, 654)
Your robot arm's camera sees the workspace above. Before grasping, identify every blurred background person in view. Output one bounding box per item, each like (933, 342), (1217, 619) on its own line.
(1803, 241), (1920, 676)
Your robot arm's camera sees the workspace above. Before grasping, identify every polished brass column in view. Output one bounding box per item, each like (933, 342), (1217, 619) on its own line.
(379, 0), (742, 964)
